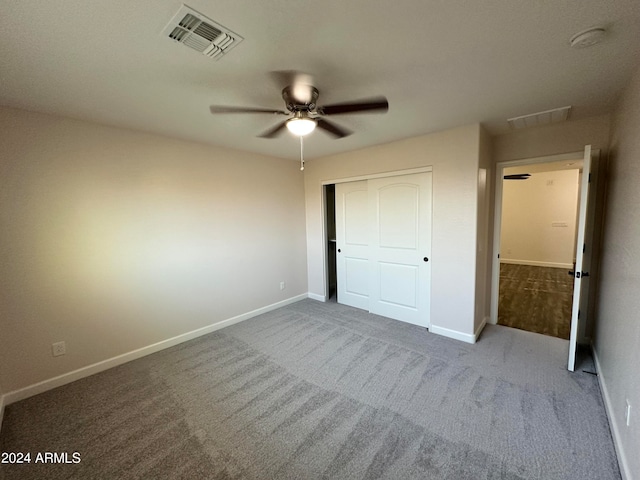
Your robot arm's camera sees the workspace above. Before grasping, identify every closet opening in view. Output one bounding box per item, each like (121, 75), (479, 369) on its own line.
(324, 184), (337, 302)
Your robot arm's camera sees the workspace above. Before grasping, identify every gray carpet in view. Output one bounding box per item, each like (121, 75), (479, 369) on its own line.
(498, 264), (574, 340)
(0, 299), (620, 479)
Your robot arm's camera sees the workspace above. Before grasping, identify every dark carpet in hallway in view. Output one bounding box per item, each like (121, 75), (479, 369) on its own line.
(498, 263), (574, 340)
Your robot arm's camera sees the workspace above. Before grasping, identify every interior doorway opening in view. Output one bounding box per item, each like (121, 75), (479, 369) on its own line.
(497, 160), (583, 340)
(491, 147), (600, 371)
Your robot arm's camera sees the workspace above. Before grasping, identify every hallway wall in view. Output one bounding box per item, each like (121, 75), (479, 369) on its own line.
(593, 64), (640, 480)
(501, 169), (580, 268)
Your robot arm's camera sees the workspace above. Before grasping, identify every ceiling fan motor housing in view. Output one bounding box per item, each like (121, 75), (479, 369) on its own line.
(282, 85), (319, 112)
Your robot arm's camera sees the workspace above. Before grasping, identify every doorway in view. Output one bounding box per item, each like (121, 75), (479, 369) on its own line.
(497, 161), (582, 340)
(491, 147), (598, 371)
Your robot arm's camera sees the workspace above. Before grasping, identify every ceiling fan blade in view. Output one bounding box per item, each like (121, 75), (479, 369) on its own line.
(504, 174), (531, 180)
(318, 97), (389, 115)
(258, 121), (288, 138)
(316, 119), (352, 138)
(210, 105), (287, 115)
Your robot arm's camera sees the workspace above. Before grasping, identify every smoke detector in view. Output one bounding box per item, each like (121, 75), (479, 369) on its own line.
(163, 5), (243, 60)
(570, 27), (606, 48)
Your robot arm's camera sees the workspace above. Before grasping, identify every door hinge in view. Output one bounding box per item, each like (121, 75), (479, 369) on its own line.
(578, 309), (581, 319)
(583, 243), (586, 253)
(588, 173), (592, 183)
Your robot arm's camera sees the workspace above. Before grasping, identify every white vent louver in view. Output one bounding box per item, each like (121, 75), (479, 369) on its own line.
(507, 106), (572, 130)
(163, 5), (243, 60)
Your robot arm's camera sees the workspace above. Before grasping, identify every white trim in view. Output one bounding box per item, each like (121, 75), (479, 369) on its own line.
(3, 294), (308, 406)
(429, 324), (476, 344)
(499, 259), (573, 269)
(489, 161), (505, 325)
(322, 166), (433, 186)
(307, 292), (326, 302)
(592, 348), (631, 480)
(497, 151), (584, 168)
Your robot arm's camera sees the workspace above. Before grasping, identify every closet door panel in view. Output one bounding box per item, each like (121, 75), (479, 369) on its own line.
(368, 173), (432, 327)
(335, 181), (369, 310)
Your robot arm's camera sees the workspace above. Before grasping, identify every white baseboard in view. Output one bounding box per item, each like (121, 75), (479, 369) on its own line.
(307, 292), (326, 302)
(429, 324), (476, 344)
(592, 347), (631, 480)
(500, 259), (573, 269)
(429, 316), (487, 345)
(3, 293), (308, 406)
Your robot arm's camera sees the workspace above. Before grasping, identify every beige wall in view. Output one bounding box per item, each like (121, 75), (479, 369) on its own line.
(0, 107), (308, 394)
(305, 124), (482, 340)
(493, 114), (611, 163)
(501, 169), (579, 267)
(594, 66), (640, 480)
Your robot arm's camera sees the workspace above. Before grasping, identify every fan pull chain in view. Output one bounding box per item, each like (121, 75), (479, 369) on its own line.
(300, 135), (305, 171)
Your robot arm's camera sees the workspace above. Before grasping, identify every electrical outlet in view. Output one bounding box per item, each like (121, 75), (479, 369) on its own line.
(625, 400), (631, 427)
(280, 281), (286, 291)
(52, 341), (66, 357)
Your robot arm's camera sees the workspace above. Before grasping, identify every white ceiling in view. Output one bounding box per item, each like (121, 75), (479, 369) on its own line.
(1, 0), (639, 160)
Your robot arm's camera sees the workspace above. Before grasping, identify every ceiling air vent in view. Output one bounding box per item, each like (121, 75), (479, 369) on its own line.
(507, 106), (571, 130)
(163, 5), (243, 61)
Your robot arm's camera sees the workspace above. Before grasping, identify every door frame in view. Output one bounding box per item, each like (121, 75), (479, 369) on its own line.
(490, 149), (600, 347)
(489, 151), (586, 326)
(320, 166), (433, 303)
(489, 149), (600, 343)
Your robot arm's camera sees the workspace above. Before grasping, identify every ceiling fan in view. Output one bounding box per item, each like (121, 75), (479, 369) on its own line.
(209, 73), (388, 139)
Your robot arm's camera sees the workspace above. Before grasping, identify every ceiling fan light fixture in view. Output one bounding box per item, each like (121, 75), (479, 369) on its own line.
(286, 117), (316, 136)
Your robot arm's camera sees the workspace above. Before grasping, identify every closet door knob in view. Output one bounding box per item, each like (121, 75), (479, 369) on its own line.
(338, 249), (341, 253)
(423, 257), (429, 262)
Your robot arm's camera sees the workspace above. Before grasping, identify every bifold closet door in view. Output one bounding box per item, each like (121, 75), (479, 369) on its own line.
(335, 173), (432, 328)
